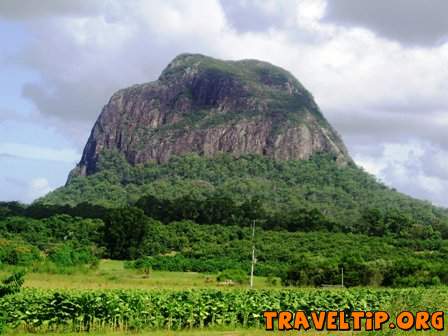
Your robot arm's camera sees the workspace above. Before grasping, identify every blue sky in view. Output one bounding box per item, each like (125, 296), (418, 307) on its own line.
(0, 21), (75, 202)
(0, 0), (447, 206)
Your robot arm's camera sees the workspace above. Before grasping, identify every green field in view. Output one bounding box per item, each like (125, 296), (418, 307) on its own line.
(0, 260), (278, 290)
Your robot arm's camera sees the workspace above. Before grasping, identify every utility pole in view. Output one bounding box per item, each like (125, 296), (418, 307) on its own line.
(250, 220), (256, 288)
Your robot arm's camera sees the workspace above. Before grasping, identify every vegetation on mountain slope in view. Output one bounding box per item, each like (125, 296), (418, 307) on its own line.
(40, 152), (448, 236)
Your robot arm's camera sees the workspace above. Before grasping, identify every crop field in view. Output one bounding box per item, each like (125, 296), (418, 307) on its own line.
(2, 285), (448, 334)
(9, 330), (447, 336)
(1, 261), (447, 335)
(3, 287), (448, 335)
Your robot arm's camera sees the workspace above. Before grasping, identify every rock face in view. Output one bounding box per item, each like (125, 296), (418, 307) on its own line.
(74, 54), (351, 177)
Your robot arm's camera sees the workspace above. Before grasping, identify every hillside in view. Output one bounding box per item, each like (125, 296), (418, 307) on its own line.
(40, 152), (448, 237)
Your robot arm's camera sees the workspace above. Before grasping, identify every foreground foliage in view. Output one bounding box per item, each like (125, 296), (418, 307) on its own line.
(2, 287), (446, 333)
(0, 271), (25, 333)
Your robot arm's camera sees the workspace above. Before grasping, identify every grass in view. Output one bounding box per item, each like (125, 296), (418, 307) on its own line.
(0, 260), (280, 290)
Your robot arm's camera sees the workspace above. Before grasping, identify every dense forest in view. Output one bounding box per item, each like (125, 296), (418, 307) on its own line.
(1, 153), (448, 287)
(41, 151), (448, 235)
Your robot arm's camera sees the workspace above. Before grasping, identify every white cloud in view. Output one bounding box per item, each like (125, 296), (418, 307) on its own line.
(14, 0), (448, 128)
(296, 0), (327, 27)
(355, 142), (448, 206)
(27, 177), (53, 201)
(353, 155), (386, 177)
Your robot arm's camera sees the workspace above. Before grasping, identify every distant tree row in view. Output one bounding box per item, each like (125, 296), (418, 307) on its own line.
(2, 192), (446, 240)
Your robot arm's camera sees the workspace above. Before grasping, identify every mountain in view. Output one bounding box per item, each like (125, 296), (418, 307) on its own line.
(71, 53), (350, 178)
(40, 54), (448, 236)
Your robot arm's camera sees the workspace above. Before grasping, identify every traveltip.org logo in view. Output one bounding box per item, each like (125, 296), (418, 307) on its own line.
(263, 311), (444, 332)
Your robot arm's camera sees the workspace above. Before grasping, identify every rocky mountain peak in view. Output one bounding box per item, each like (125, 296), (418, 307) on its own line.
(71, 54), (351, 178)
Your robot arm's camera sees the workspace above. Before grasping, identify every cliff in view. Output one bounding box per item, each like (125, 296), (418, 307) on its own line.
(72, 53), (351, 177)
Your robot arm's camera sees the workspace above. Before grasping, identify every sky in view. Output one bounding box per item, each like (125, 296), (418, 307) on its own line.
(0, 0), (447, 206)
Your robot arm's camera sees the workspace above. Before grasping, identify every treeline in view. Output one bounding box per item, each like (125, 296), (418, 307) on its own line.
(0, 201), (108, 220)
(136, 195), (445, 239)
(135, 195), (336, 232)
(1, 192), (445, 240)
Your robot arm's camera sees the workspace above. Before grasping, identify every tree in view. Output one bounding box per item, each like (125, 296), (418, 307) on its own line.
(103, 207), (149, 259)
(361, 208), (386, 236)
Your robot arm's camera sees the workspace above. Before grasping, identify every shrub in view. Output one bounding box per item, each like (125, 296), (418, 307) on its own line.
(0, 239), (41, 266)
(47, 244), (98, 267)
